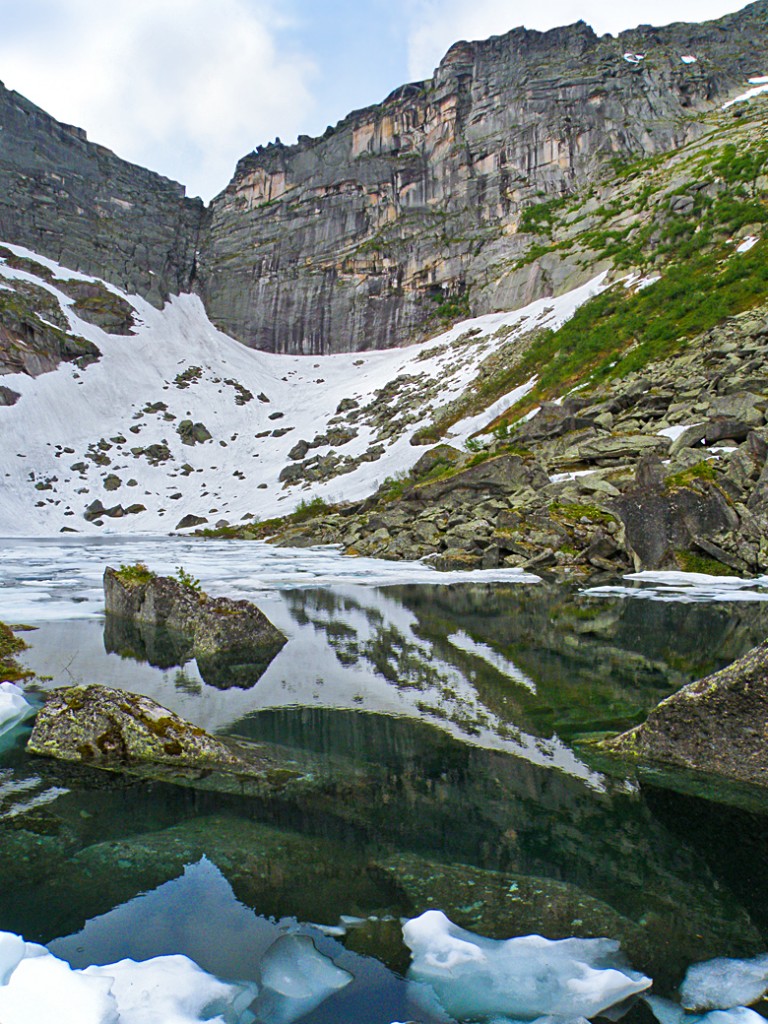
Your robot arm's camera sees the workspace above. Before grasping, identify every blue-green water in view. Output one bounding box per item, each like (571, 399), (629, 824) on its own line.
(2, 537), (768, 1021)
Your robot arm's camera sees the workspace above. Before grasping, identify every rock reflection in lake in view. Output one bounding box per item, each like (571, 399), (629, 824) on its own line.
(7, 548), (768, 1014)
(103, 613), (283, 690)
(0, 704), (765, 999)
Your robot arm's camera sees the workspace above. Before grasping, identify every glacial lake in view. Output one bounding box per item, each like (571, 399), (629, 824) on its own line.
(2, 536), (768, 1023)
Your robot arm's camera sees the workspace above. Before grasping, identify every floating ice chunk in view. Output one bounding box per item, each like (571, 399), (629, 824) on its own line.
(0, 943), (118, 1024)
(701, 1010), (768, 1024)
(0, 928), (259, 1024)
(680, 953), (768, 1012)
(0, 682), (33, 738)
(0, 932), (47, 986)
(85, 954), (258, 1024)
(402, 911), (650, 1022)
(647, 995), (767, 1024)
(252, 933), (352, 1024)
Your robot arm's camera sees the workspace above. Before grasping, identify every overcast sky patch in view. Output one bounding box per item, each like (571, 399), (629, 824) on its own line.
(0, 0), (754, 201)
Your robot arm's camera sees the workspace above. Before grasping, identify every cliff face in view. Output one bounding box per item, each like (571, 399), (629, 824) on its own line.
(0, 82), (204, 307)
(197, 2), (768, 353)
(0, 3), (766, 350)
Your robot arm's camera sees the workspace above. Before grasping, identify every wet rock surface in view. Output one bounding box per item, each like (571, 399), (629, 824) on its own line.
(103, 566), (287, 665)
(604, 639), (768, 788)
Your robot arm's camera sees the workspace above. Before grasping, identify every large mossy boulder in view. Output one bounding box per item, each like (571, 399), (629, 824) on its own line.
(602, 639), (768, 788)
(103, 566), (287, 675)
(27, 684), (242, 768)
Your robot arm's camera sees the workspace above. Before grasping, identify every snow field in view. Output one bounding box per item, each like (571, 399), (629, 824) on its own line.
(0, 241), (607, 536)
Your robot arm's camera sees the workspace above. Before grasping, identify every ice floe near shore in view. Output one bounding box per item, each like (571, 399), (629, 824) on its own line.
(0, 928), (352, 1024)
(0, 682), (33, 739)
(0, 935), (258, 1024)
(403, 910), (651, 1023)
(647, 997), (766, 1024)
(680, 953), (768, 1012)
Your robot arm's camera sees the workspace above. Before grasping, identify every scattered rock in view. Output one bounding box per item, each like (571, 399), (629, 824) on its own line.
(176, 514), (209, 530)
(177, 420), (212, 445)
(27, 684), (242, 769)
(103, 566), (287, 663)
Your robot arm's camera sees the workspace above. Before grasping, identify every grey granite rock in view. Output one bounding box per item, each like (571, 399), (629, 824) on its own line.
(603, 638), (768, 788)
(197, 4), (768, 353)
(0, 81), (204, 307)
(28, 684), (242, 768)
(103, 566), (287, 662)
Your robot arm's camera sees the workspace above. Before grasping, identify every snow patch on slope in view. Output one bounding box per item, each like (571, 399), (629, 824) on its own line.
(0, 243), (607, 536)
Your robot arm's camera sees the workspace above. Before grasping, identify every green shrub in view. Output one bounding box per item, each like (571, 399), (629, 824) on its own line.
(116, 562), (155, 586)
(293, 496), (330, 523)
(174, 565), (201, 591)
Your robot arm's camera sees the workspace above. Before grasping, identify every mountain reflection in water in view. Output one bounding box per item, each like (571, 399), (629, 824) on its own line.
(2, 539), (768, 1018)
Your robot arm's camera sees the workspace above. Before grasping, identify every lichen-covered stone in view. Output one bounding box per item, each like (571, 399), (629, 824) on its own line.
(603, 640), (768, 788)
(103, 566), (287, 665)
(27, 684), (242, 768)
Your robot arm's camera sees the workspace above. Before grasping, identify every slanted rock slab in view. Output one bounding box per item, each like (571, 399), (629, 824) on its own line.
(602, 639), (768, 788)
(28, 684), (243, 768)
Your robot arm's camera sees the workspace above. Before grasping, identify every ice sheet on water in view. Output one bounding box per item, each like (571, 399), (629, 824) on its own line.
(84, 954), (259, 1024)
(0, 536), (541, 625)
(402, 910), (651, 1022)
(0, 682), (34, 738)
(253, 933), (352, 1024)
(0, 928), (258, 1024)
(585, 571), (768, 604)
(647, 996), (767, 1024)
(680, 954), (768, 1011)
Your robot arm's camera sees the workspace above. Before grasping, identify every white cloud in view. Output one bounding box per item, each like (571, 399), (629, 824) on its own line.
(0, 0), (317, 200)
(403, 0), (752, 80)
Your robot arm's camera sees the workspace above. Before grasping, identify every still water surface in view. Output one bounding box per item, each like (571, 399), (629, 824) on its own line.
(2, 537), (768, 1021)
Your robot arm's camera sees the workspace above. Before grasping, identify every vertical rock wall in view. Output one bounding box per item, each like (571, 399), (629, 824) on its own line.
(0, 82), (205, 306)
(197, 3), (768, 353)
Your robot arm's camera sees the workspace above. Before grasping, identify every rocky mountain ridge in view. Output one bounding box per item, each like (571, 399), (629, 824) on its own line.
(198, 1), (768, 353)
(0, 82), (204, 307)
(0, 2), (767, 354)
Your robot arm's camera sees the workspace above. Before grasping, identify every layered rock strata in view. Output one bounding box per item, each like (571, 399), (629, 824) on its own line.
(1, 5), (767, 351)
(198, 3), (768, 352)
(0, 81), (204, 306)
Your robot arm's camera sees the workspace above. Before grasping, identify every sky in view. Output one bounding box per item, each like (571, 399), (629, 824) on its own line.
(0, 0), (753, 202)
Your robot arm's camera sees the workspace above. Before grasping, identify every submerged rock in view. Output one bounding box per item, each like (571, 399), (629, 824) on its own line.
(103, 565), (287, 669)
(602, 640), (768, 788)
(27, 684), (243, 769)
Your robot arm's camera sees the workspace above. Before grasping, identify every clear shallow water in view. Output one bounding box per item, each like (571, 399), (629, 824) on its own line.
(2, 537), (768, 1022)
